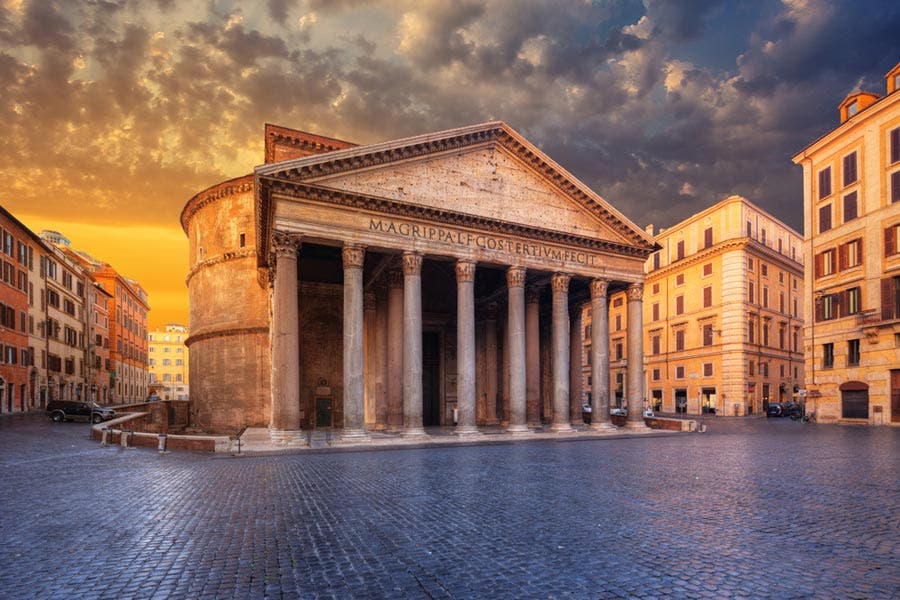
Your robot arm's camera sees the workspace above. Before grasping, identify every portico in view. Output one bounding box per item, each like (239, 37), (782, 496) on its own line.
(255, 122), (655, 442)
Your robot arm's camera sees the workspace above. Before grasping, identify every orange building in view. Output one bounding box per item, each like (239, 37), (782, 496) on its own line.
(0, 205), (35, 413)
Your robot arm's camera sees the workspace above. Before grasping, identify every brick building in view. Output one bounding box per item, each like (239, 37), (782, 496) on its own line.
(793, 60), (900, 425)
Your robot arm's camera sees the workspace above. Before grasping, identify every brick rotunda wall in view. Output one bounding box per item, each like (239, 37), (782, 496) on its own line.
(181, 175), (271, 433)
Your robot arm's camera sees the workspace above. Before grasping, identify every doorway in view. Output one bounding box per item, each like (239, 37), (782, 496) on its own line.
(891, 370), (900, 423)
(675, 389), (687, 413)
(423, 331), (441, 426)
(701, 388), (717, 414)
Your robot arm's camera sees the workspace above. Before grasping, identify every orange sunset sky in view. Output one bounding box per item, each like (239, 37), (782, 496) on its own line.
(3, 1), (898, 331)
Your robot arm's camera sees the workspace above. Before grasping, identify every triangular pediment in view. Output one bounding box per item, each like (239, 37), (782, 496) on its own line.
(256, 122), (655, 252)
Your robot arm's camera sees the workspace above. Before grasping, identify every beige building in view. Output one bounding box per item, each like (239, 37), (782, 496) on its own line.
(793, 60), (900, 425)
(586, 195), (805, 416)
(149, 323), (189, 400)
(183, 122), (657, 440)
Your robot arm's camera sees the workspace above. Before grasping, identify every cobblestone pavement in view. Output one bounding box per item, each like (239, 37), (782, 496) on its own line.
(1, 413), (898, 599)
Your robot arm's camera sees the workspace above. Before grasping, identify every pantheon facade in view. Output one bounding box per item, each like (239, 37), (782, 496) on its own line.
(182, 122), (656, 442)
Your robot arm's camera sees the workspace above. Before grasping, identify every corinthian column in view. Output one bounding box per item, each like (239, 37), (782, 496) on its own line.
(525, 286), (541, 427)
(569, 304), (584, 427)
(625, 282), (649, 430)
(341, 244), (369, 442)
(506, 266), (529, 434)
(484, 304), (499, 425)
(269, 231), (305, 445)
(550, 273), (574, 433)
(402, 252), (426, 436)
(455, 260), (479, 435)
(589, 279), (615, 430)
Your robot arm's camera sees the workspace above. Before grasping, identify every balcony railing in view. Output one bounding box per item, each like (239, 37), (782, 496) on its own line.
(857, 309), (881, 326)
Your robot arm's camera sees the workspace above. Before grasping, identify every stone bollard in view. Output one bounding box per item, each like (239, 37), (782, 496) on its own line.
(100, 427), (109, 447)
(120, 430), (131, 449)
(158, 434), (168, 454)
(231, 435), (243, 457)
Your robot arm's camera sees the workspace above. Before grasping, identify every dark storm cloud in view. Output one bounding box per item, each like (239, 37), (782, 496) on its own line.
(1, 0), (899, 236)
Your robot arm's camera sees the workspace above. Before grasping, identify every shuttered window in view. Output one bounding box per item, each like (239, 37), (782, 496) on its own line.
(675, 330), (684, 351)
(843, 152), (858, 186)
(675, 295), (684, 315)
(818, 167), (832, 198)
(819, 204), (832, 233)
(891, 127), (900, 164)
(843, 192), (857, 222)
(703, 286), (712, 308)
(676, 240), (685, 260)
(892, 171), (900, 203)
(885, 224), (900, 256)
(703, 227), (713, 248)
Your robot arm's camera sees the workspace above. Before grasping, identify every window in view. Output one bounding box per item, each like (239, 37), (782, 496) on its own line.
(763, 287), (769, 308)
(652, 282), (659, 294)
(843, 192), (857, 222)
(675, 274), (684, 286)
(675, 366), (685, 379)
(884, 224), (900, 256)
(652, 369), (660, 381)
(748, 281), (755, 304)
(651, 334), (660, 355)
(823, 343), (834, 368)
(748, 318), (755, 344)
(891, 127), (900, 164)
(239, 233), (246, 248)
(749, 361), (755, 376)
(652, 302), (660, 321)
(846, 287), (861, 315)
(703, 227), (713, 249)
(653, 252), (660, 270)
(893, 171), (900, 203)
(702, 263), (712, 276)
(761, 229), (767, 246)
(880, 275), (900, 320)
(847, 100), (859, 117)
(779, 325), (786, 349)
(761, 264), (768, 277)
(848, 339), (860, 367)
(703, 286), (712, 308)
(675, 295), (684, 315)
(819, 204), (832, 233)
(613, 297), (623, 308)
(702, 324), (714, 347)
(762, 322), (770, 346)
(818, 167), (832, 198)
(675, 329), (684, 351)
(843, 151), (857, 186)
(615, 341), (624, 361)
(840, 238), (862, 269)
(815, 248), (836, 277)
(703, 363), (713, 377)
(746, 221), (752, 237)
(676, 240), (685, 260)
(615, 315), (622, 331)
(779, 292), (785, 313)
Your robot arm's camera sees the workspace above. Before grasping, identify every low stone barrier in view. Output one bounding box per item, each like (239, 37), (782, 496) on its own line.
(92, 412), (229, 452)
(608, 414), (697, 431)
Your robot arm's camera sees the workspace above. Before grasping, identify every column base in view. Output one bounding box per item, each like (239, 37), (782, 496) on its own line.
(340, 428), (371, 443)
(504, 424), (532, 435)
(269, 428), (308, 447)
(624, 420), (651, 432)
(454, 425), (481, 436)
(550, 423), (576, 433)
(401, 427), (427, 437)
(589, 421), (619, 431)
(484, 418), (500, 426)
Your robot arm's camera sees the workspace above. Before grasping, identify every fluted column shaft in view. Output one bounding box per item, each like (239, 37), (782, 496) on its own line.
(402, 252), (425, 435)
(506, 267), (529, 433)
(550, 273), (574, 432)
(589, 279), (615, 430)
(270, 232), (302, 438)
(455, 260), (479, 435)
(341, 244), (368, 440)
(626, 283), (648, 429)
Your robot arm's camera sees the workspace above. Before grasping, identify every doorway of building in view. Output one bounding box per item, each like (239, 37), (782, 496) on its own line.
(840, 381), (869, 419)
(675, 389), (687, 413)
(891, 370), (900, 423)
(423, 331), (441, 426)
(315, 397), (333, 427)
(701, 388), (717, 414)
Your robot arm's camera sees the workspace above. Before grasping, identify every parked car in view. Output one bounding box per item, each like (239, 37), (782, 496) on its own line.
(46, 400), (116, 424)
(766, 403), (784, 418)
(783, 401), (803, 419)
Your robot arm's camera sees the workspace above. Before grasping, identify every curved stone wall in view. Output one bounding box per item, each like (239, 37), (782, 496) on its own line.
(182, 175), (271, 433)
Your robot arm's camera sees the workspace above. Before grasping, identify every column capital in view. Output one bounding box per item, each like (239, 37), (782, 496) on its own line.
(526, 285), (542, 304)
(272, 231), (302, 258)
(590, 278), (609, 300)
(627, 282), (644, 301)
(342, 244), (365, 269)
(401, 252), (423, 276)
(506, 266), (526, 288)
(551, 273), (571, 294)
(455, 259), (476, 283)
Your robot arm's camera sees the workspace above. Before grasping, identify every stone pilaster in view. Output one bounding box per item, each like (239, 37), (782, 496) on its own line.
(386, 267), (404, 430)
(341, 244), (369, 442)
(550, 273), (574, 433)
(269, 231), (306, 445)
(626, 282), (649, 430)
(401, 252), (426, 436)
(589, 279), (616, 430)
(505, 266), (529, 434)
(569, 303), (584, 427)
(455, 260), (479, 435)
(525, 286), (542, 427)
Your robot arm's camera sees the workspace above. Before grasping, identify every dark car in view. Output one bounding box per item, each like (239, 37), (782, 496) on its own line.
(783, 401), (803, 419)
(46, 400), (116, 424)
(766, 403), (784, 418)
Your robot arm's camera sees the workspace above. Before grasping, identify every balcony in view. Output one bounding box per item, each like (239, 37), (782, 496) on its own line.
(856, 309), (880, 326)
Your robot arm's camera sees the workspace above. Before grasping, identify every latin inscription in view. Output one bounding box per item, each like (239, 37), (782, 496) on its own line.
(369, 218), (598, 266)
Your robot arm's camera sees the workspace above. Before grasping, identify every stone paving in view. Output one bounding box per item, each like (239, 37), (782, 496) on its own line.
(0, 412), (897, 599)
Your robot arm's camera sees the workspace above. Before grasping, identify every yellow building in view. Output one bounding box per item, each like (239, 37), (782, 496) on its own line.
(148, 323), (189, 401)
(792, 60), (900, 425)
(587, 195), (805, 416)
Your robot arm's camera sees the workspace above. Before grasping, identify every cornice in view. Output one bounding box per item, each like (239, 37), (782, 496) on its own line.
(185, 325), (269, 348)
(256, 179), (654, 268)
(181, 174), (254, 233)
(185, 249), (257, 286)
(647, 237), (804, 280)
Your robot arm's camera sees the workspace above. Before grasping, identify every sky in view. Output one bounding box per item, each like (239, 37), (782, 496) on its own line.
(1, 0), (899, 327)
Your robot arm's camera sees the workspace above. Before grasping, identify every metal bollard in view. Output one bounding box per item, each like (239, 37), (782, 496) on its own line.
(100, 427), (109, 447)
(158, 433), (168, 454)
(231, 435), (243, 457)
